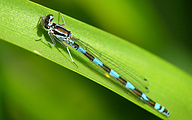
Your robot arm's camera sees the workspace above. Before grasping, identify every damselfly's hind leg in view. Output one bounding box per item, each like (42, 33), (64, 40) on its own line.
(57, 39), (78, 67)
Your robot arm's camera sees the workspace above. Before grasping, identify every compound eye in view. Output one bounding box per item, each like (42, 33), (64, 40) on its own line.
(47, 14), (54, 22)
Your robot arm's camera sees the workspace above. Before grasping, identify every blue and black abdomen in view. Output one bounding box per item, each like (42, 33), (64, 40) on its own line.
(69, 39), (170, 117)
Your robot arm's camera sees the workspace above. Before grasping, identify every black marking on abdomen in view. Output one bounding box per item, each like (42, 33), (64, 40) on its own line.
(73, 42), (79, 49)
(84, 52), (94, 61)
(101, 65), (111, 73)
(116, 77), (127, 86)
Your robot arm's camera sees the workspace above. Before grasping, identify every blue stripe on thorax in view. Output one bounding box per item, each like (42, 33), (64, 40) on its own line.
(54, 29), (68, 37)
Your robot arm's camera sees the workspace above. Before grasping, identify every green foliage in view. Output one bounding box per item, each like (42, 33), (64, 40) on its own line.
(0, 0), (192, 120)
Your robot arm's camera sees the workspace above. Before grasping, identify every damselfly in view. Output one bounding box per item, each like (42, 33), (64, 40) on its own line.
(36, 12), (170, 117)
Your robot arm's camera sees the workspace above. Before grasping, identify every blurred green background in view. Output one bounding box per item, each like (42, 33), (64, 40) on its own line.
(1, 0), (192, 119)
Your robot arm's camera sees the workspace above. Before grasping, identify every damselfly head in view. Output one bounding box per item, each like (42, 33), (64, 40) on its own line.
(41, 14), (54, 31)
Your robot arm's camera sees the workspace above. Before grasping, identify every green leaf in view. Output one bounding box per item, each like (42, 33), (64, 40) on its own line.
(1, 0), (192, 119)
